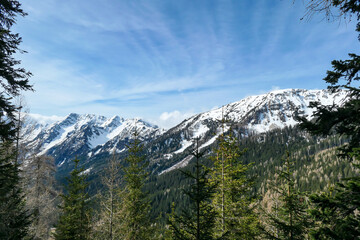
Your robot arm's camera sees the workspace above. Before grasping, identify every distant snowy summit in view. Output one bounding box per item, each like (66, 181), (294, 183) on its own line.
(22, 113), (164, 166)
(21, 88), (348, 172)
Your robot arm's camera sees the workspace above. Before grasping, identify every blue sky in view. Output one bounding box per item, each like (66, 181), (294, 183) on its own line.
(14, 0), (358, 128)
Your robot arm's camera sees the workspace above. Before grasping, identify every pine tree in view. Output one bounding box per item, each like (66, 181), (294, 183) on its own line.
(23, 155), (59, 240)
(168, 138), (217, 240)
(119, 130), (152, 240)
(210, 129), (259, 239)
(0, 142), (30, 239)
(54, 158), (91, 240)
(261, 152), (311, 240)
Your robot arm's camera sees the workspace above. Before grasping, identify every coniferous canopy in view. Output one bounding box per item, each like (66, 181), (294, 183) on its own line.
(0, 0), (32, 141)
(54, 158), (91, 240)
(119, 130), (152, 240)
(168, 139), (217, 240)
(298, 0), (360, 157)
(308, 149), (360, 239)
(0, 142), (30, 239)
(261, 152), (312, 240)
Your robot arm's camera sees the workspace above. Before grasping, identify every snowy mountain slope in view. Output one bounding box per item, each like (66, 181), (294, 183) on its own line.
(21, 88), (348, 176)
(146, 89), (348, 174)
(22, 113), (164, 167)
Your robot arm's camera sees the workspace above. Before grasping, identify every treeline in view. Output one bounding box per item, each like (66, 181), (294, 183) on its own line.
(1, 120), (360, 239)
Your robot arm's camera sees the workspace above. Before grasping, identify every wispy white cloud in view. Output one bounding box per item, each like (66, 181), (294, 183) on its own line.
(157, 110), (195, 129)
(27, 113), (64, 125)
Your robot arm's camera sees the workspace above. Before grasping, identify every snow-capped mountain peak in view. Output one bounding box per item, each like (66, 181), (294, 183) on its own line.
(22, 113), (163, 165)
(21, 89), (349, 174)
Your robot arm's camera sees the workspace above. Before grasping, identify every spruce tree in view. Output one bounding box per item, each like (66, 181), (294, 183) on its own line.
(210, 129), (259, 239)
(261, 152), (311, 240)
(54, 158), (91, 240)
(168, 138), (217, 240)
(0, 142), (30, 239)
(119, 130), (152, 240)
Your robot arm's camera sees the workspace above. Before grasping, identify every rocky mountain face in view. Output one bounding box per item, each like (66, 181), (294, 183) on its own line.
(21, 89), (348, 175)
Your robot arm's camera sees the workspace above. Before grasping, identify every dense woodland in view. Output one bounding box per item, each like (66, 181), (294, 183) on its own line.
(1, 0), (360, 239)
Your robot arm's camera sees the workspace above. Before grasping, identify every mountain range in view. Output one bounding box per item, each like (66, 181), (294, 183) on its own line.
(21, 88), (348, 176)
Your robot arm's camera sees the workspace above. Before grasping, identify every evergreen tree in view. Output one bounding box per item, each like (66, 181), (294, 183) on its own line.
(0, 1), (32, 141)
(54, 158), (91, 240)
(168, 138), (217, 240)
(297, 0), (360, 157)
(119, 130), (152, 240)
(0, 2), (32, 238)
(210, 129), (259, 239)
(261, 152), (311, 240)
(297, 2), (360, 238)
(0, 142), (30, 239)
(308, 148), (360, 239)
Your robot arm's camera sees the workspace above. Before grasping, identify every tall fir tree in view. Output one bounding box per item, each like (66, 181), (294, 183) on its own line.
(0, 2), (32, 238)
(0, 142), (30, 239)
(119, 130), (152, 240)
(0, 1), (32, 141)
(168, 138), (217, 240)
(210, 128), (259, 239)
(54, 158), (92, 240)
(261, 152), (311, 240)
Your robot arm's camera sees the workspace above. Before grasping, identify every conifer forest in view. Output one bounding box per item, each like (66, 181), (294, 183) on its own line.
(1, 0), (360, 239)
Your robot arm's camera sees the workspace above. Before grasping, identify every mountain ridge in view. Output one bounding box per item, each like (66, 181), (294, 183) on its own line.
(21, 88), (348, 175)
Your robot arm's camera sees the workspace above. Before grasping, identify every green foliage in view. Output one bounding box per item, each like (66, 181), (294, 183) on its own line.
(297, 2), (360, 238)
(168, 139), (217, 240)
(0, 3), (32, 237)
(262, 152), (312, 240)
(119, 130), (152, 240)
(0, 142), (30, 239)
(210, 129), (259, 239)
(0, 1), (32, 141)
(54, 158), (91, 240)
(308, 148), (360, 239)
(298, 0), (360, 157)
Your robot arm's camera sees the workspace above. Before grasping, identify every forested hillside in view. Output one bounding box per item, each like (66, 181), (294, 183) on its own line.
(144, 125), (356, 222)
